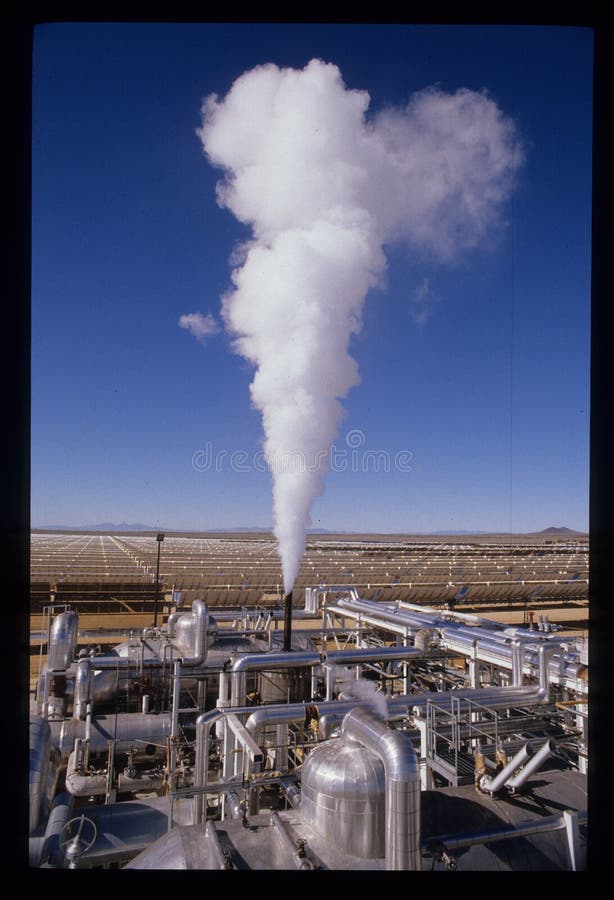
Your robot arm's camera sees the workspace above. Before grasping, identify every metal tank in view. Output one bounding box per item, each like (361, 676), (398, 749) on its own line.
(258, 668), (313, 704)
(29, 716), (59, 834)
(299, 731), (386, 859)
(47, 610), (79, 671)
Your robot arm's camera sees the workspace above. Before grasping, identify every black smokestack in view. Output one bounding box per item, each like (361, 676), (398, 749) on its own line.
(283, 590), (293, 652)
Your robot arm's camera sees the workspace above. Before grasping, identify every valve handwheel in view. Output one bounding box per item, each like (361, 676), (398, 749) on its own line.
(59, 814), (97, 867)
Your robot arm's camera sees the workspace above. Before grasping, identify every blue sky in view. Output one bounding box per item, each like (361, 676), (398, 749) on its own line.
(30, 23), (593, 534)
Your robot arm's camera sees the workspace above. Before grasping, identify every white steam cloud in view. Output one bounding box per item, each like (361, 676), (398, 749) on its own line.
(197, 59), (524, 593)
(179, 311), (220, 343)
(333, 666), (389, 719)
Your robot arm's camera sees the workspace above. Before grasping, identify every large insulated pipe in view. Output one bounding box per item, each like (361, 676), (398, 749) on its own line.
(229, 650), (323, 707)
(283, 591), (293, 652)
(178, 599), (209, 667)
(479, 741), (536, 794)
(511, 640), (524, 686)
(73, 657), (92, 721)
(47, 610), (79, 671)
(31, 792), (74, 868)
(271, 810), (314, 869)
(228, 645), (427, 709)
(506, 738), (558, 790)
(48, 712), (173, 762)
(193, 674), (553, 824)
(206, 820), (230, 869)
(330, 597), (582, 687)
(166, 611), (182, 638)
(64, 750), (166, 798)
(243, 677), (551, 749)
(325, 646), (427, 667)
(30, 716), (52, 833)
(341, 707), (421, 871)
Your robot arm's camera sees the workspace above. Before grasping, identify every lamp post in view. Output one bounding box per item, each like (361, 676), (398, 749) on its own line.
(153, 532), (165, 627)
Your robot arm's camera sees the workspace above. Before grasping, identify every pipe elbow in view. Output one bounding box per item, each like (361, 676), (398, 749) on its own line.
(181, 599), (209, 667)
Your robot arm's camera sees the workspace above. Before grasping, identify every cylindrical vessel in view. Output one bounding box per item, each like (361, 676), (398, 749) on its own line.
(300, 735), (386, 859)
(258, 669), (312, 704)
(30, 716), (52, 833)
(48, 611), (79, 671)
(48, 712), (173, 762)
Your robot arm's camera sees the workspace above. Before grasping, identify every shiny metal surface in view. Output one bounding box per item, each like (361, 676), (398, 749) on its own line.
(179, 599), (209, 666)
(300, 734), (386, 859)
(30, 716), (52, 833)
(73, 657), (92, 720)
(47, 610), (79, 671)
(341, 707), (421, 870)
(49, 712), (172, 761)
(480, 741), (536, 794)
(507, 739), (558, 789)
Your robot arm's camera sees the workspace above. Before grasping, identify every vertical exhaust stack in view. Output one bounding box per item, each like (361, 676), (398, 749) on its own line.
(283, 591), (293, 652)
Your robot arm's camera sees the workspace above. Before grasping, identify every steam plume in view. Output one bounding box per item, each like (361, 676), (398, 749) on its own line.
(197, 59), (523, 593)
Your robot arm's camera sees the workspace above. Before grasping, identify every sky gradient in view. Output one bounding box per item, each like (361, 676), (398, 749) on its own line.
(30, 23), (593, 535)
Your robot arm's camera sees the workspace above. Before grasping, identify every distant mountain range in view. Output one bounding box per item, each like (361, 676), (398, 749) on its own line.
(33, 522), (168, 532)
(32, 523), (587, 536)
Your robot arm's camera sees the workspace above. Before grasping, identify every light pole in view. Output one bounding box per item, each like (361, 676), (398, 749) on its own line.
(153, 532), (165, 627)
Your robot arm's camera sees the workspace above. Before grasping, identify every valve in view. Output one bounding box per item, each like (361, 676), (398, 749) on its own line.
(423, 840), (458, 871)
(59, 814), (97, 868)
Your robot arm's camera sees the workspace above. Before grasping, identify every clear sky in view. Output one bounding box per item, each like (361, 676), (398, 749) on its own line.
(30, 22), (593, 536)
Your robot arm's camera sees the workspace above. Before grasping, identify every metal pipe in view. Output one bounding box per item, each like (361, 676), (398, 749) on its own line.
(36, 792), (74, 868)
(230, 650), (323, 707)
(179, 599), (209, 667)
(271, 810), (314, 869)
(190, 670), (553, 825)
(153, 532), (164, 628)
(511, 640), (523, 687)
(73, 657), (92, 721)
(48, 713), (172, 762)
(479, 741), (536, 794)
(30, 716), (52, 833)
(194, 708), (221, 823)
(279, 776), (301, 809)
(219, 778), (243, 819)
(329, 597), (584, 690)
(341, 706), (421, 871)
(425, 808), (587, 854)
(206, 820), (230, 869)
(325, 646), (427, 666)
(166, 611), (182, 638)
(64, 750), (166, 798)
(242, 679), (550, 749)
(47, 610), (79, 671)
(283, 591), (293, 652)
(506, 738), (558, 790)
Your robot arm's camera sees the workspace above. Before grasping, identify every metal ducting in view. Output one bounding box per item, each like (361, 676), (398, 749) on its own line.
(47, 610), (79, 671)
(341, 707), (421, 870)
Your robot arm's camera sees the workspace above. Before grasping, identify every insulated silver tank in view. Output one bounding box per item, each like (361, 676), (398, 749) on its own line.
(299, 735), (385, 859)
(30, 716), (52, 833)
(48, 611), (79, 671)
